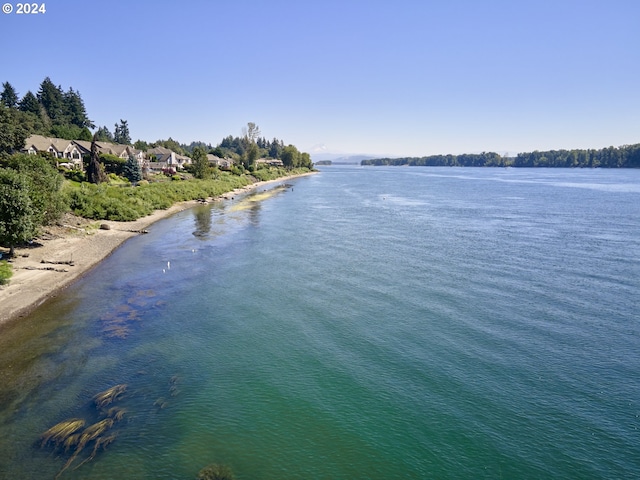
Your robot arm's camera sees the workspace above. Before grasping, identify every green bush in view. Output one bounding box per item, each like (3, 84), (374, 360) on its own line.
(65, 168), (312, 222)
(99, 153), (126, 175)
(0, 260), (13, 285)
(67, 175), (253, 221)
(65, 169), (85, 183)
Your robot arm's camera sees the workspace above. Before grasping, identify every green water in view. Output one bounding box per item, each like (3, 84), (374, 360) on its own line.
(1, 167), (639, 479)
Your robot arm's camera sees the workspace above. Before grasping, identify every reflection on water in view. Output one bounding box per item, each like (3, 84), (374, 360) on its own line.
(192, 206), (212, 238)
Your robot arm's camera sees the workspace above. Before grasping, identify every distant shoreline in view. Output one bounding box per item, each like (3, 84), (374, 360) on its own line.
(0, 171), (317, 328)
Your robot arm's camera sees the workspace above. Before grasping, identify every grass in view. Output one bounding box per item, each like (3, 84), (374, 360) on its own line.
(0, 260), (13, 285)
(65, 169), (313, 221)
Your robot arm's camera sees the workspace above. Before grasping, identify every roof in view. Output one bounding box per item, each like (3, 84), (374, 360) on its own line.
(147, 146), (174, 155)
(23, 134), (77, 153)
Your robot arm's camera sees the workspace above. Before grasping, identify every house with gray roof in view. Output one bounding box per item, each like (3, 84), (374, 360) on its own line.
(146, 146), (191, 173)
(74, 140), (144, 163)
(22, 135), (84, 169)
(207, 154), (234, 169)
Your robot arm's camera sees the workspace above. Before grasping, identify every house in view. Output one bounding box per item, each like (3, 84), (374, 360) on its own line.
(206, 154), (234, 169)
(74, 140), (144, 164)
(256, 158), (284, 167)
(22, 135), (84, 169)
(146, 146), (176, 173)
(145, 146), (191, 173)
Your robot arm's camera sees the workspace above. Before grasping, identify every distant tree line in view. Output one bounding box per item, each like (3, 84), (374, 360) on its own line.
(511, 145), (640, 168)
(362, 152), (508, 167)
(362, 144), (640, 168)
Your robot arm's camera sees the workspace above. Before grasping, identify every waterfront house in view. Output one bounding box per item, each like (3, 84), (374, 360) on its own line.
(206, 154), (234, 169)
(22, 134), (84, 169)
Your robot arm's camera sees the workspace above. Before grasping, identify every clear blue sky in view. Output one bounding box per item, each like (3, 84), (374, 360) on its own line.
(2, 0), (639, 158)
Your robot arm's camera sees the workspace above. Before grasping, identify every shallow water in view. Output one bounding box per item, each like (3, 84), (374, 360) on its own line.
(1, 167), (639, 479)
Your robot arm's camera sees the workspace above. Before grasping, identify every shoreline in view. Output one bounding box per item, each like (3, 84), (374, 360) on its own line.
(0, 171), (316, 327)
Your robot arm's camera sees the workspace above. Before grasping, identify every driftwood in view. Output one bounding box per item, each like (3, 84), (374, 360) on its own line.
(22, 266), (69, 272)
(41, 259), (75, 266)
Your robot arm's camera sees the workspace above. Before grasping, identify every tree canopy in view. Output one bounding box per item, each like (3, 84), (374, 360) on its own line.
(0, 168), (36, 257)
(0, 105), (29, 154)
(2, 77), (94, 142)
(1, 82), (18, 108)
(114, 119), (131, 145)
(191, 146), (210, 179)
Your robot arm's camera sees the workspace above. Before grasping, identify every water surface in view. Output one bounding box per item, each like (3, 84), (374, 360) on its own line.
(1, 167), (639, 479)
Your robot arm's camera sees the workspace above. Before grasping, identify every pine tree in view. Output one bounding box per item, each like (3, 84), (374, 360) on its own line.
(18, 91), (40, 115)
(95, 125), (114, 142)
(1, 82), (19, 108)
(123, 154), (142, 183)
(114, 119), (131, 145)
(63, 88), (93, 129)
(37, 77), (65, 123)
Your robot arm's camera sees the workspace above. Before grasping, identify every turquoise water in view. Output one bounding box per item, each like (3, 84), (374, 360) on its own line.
(1, 167), (639, 479)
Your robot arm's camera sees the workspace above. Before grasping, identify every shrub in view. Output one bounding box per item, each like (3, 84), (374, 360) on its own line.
(0, 260), (13, 285)
(99, 153), (126, 175)
(66, 170), (294, 221)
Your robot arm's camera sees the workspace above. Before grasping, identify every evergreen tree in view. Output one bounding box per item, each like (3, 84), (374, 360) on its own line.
(114, 119), (131, 144)
(18, 91), (40, 115)
(37, 77), (65, 123)
(87, 134), (107, 184)
(78, 127), (93, 141)
(123, 154), (142, 183)
(1, 82), (18, 108)
(269, 137), (283, 158)
(63, 88), (93, 128)
(134, 139), (149, 151)
(95, 125), (114, 142)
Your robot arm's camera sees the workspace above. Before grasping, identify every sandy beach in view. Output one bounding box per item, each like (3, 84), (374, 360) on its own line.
(0, 172), (315, 326)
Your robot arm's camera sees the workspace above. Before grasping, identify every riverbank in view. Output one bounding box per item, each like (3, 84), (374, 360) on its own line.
(0, 172), (316, 327)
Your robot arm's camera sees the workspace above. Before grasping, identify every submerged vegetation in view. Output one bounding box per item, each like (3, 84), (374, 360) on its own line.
(38, 384), (127, 478)
(197, 463), (236, 480)
(93, 384), (127, 409)
(35, 374), (201, 477)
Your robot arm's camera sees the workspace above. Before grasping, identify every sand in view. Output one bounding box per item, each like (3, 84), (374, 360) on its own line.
(0, 173), (316, 326)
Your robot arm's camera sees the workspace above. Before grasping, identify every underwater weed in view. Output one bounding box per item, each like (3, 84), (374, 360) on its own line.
(94, 384), (127, 409)
(197, 463), (236, 480)
(40, 419), (85, 448)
